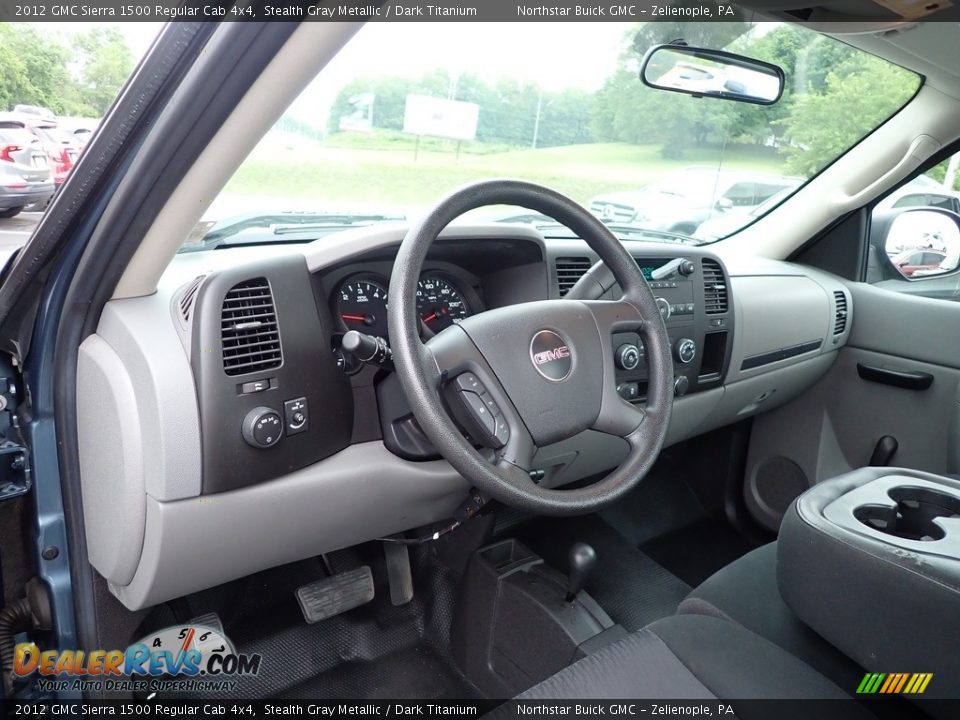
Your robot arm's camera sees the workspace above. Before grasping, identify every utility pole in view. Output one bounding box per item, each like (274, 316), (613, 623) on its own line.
(532, 85), (544, 150)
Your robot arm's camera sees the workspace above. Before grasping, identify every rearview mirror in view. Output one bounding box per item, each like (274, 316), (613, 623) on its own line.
(640, 45), (784, 106)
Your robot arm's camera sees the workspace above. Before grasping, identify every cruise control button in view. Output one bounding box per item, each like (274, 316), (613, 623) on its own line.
(482, 394), (501, 416)
(493, 416), (510, 446)
(464, 390), (497, 435)
(455, 372), (486, 395)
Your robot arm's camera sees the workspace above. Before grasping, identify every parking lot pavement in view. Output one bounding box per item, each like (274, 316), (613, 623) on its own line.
(0, 212), (41, 251)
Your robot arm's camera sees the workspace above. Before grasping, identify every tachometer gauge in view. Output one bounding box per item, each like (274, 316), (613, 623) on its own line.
(417, 275), (470, 332)
(335, 277), (389, 338)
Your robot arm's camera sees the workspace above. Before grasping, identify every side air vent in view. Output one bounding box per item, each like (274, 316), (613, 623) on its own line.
(556, 257), (593, 296)
(833, 290), (848, 335)
(221, 278), (282, 376)
(178, 275), (205, 323)
(702, 259), (728, 314)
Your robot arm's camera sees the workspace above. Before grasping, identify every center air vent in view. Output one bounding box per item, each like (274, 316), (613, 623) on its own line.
(221, 278), (282, 376)
(702, 259), (728, 314)
(556, 257), (592, 296)
(833, 290), (848, 335)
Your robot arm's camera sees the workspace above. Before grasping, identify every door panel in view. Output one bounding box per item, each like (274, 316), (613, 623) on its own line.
(743, 281), (960, 531)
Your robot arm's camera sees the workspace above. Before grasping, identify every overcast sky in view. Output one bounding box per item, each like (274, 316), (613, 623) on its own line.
(37, 21), (634, 124)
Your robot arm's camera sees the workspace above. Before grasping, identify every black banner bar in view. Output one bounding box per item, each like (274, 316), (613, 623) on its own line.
(0, 0), (929, 23)
(3, 699), (960, 718)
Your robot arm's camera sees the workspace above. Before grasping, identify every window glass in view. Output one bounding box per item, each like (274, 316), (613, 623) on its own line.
(0, 22), (160, 232)
(186, 22), (921, 251)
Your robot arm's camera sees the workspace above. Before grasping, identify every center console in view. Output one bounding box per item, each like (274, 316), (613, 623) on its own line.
(452, 539), (629, 696)
(778, 467), (960, 699)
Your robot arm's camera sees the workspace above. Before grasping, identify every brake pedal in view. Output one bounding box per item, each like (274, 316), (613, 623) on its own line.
(296, 566), (375, 624)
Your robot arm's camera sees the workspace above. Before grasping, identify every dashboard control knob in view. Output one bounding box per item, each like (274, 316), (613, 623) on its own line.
(678, 259), (696, 276)
(242, 407), (283, 449)
(674, 376), (690, 396)
(656, 297), (671, 321)
(674, 338), (696, 364)
(615, 343), (641, 371)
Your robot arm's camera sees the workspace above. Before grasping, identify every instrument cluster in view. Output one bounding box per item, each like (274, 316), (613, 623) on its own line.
(333, 271), (475, 337)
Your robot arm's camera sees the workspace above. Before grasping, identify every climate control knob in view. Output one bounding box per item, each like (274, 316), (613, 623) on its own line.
(242, 406), (283, 449)
(615, 343), (641, 371)
(674, 338), (696, 364)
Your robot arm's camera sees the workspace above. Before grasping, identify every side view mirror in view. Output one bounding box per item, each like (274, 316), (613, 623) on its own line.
(640, 44), (784, 106)
(875, 208), (960, 280)
(717, 197), (734, 212)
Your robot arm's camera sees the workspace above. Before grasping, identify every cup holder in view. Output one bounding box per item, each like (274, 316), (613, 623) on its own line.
(854, 486), (960, 541)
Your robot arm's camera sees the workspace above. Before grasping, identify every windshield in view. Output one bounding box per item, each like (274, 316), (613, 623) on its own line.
(191, 21), (920, 251)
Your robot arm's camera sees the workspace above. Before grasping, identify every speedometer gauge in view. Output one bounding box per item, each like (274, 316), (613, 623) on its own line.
(335, 277), (389, 338)
(417, 275), (470, 332)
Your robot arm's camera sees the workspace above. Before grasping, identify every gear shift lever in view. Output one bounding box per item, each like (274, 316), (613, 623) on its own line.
(565, 542), (597, 603)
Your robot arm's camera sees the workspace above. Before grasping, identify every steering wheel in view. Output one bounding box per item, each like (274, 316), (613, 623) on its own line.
(388, 180), (673, 516)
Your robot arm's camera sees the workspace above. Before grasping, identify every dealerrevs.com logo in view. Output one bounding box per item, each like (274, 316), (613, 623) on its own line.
(13, 624), (262, 693)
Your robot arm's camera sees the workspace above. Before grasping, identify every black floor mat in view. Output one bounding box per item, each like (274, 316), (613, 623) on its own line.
(279, 645), (480, 699)
(639, 517), (759, 587)
(514, 516), (691, 632)
(141, 545), (479, 701)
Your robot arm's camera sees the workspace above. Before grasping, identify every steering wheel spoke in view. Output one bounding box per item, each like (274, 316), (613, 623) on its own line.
(425, 324), (536, 466)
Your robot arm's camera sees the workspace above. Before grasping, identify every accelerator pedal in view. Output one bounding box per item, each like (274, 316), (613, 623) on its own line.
(296, 565), (375, 624)
(383, 541), (414, 606)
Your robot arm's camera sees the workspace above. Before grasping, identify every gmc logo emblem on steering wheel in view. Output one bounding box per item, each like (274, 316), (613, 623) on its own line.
(530, 330), (573, 382)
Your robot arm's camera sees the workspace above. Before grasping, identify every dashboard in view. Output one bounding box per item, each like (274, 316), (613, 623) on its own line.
(75, 222), (853, 610)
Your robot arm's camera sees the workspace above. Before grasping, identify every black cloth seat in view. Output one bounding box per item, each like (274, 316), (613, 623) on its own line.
(677, 542), (864, 692)
(507, 614), (872, 720)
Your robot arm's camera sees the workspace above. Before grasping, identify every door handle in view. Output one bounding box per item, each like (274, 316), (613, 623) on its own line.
(856, 363), (933, 391)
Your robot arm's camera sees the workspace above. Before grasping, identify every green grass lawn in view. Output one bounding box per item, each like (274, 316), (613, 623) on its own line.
(224, 137), (787, 209)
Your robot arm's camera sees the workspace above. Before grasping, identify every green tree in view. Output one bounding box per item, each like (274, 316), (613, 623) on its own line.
(72, 27), (135, 115)
(778, 56), (919, 176)
(0, 24), (76, 114)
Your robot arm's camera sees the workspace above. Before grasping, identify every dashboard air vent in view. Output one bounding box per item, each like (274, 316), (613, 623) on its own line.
(702, 259), (728, 314)
(556, 257), (593, 296)
(178, 275), (205, 323)
(833, 291), (848, 335)
(221, 278), (282, 376)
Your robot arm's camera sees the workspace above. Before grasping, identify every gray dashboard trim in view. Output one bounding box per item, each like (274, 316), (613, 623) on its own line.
(108, 442), (470, 609)
(96, 293), (202, 502)
(76, 335), (146, 587)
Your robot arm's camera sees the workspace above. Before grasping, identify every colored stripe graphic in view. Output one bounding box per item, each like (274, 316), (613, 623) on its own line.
(857, 672), (932, 694)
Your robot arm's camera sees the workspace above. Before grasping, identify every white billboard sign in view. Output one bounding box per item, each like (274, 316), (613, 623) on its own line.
(403, 94), (479, 142)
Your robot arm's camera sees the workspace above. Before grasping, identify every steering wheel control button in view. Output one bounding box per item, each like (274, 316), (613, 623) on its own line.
(464, 391), (497, 434)
(284, 397), (309, 436)
(493, 417), (510, 446)
(454, 372), (485, 394)
(242, 407), (283, 448)
(674, 338), (697, 364)
(529, 330), (573, 382)
(615, 343), (641, 371)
